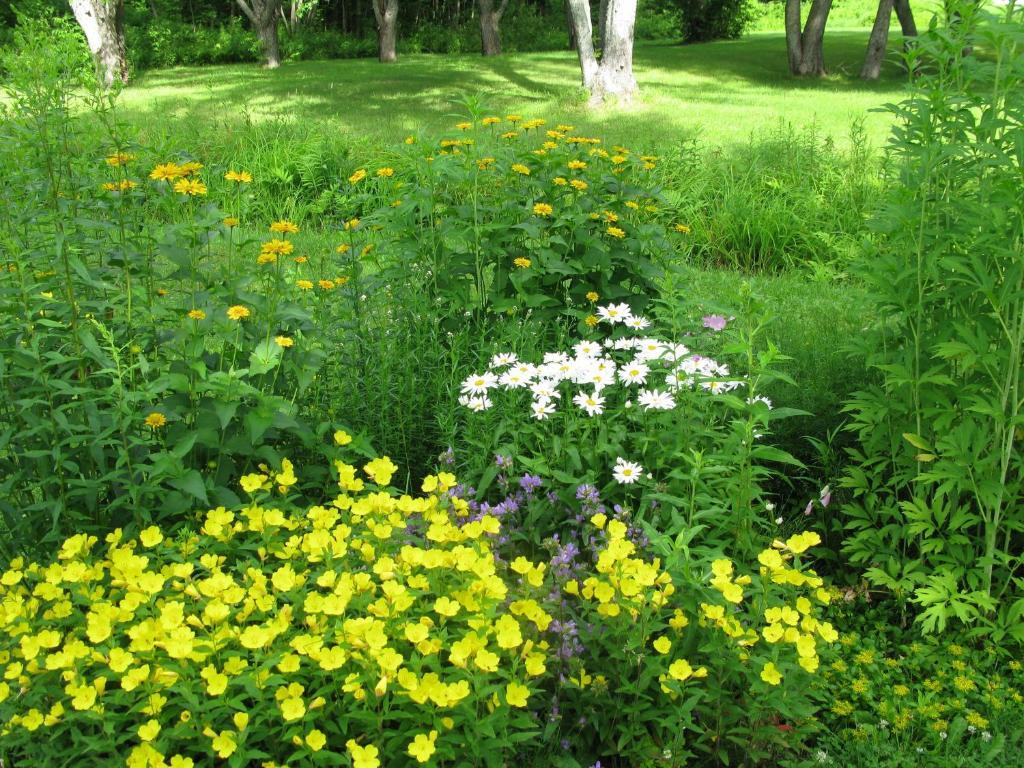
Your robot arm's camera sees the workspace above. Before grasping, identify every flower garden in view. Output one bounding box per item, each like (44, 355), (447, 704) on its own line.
(1, 5), (1023, 768)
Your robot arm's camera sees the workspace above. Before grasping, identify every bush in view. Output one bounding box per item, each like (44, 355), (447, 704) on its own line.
(0, 450), (838, 767)
(675, 0), (753, 42)
(840, 2), (1024, 643)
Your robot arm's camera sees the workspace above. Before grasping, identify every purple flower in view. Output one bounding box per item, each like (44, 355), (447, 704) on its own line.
(495, 454), (512, 468)
(804, 499), (814, 516)
(819, 484), (832, 508)
(519, 474), (543, 493)
(702, 314), (728, 331)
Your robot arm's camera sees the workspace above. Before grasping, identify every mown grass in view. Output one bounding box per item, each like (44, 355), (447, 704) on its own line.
(122, 31), (914, 149)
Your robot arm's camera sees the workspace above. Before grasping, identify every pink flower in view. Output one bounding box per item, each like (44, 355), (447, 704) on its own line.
(702, 314), (728, 332)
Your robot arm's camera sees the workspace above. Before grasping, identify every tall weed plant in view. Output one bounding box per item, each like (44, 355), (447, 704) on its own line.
(841, 1), (1024, 643)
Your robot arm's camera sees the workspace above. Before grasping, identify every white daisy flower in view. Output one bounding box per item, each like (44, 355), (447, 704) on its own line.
(499, 370), (531, 389)
(489, 352), (518, 369)
(530, 398), (557, 420)
(617, 361), (650, 386)
(596, 302), (632, 324)
(638, 388), (676, 410)
(461, 372), (497, 395)
(511, 362), (538, 379)
(573, 340), (601, 358)
(634, 339), (666, 360)
(625, 315), (651, 330)
(530, 379), (562, 400)
(612, 457), (644, 484)
(466, 395), (492, 411)
(572, 389), (605, 416)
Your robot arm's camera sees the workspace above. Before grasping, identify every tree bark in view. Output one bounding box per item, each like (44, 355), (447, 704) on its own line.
(478, 0), (509, 56)
(598, 0), (610, 50)
(894, 0), (917, 37)
(236, 0), (282, 68)
(566, 0), (577, 50)
(373, 0), (399, 62)
(861, 0), (894, 79)
(594, 0), (637, 103)
(68, 0), (129, 87)
(785, 0), (803, 74)
(798, 0), (833, 75)
(566, 0), (599, 90)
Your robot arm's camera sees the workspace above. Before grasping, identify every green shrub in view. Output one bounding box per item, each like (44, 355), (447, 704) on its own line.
(674, 0), (753, 42)
(840, 2), (1024, 643)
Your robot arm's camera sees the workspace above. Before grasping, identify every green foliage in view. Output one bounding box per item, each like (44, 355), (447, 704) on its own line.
(786, 599), (1024, 767)
(840, 2), (1024, 643)
(659, 123), (879, 273)
(675, 0), (754, 42)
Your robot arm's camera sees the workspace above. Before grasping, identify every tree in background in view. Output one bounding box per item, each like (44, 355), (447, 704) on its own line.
(478, 0), (510, 56)
(784, 0), (832, 75)
(68, 0), (129, 85)
(373, 0), (398, 61)
(566, 0), (639, 103)
(861, 0), (918, 79)
(235, 0), (283, 67)
(675, 0), (751, 42)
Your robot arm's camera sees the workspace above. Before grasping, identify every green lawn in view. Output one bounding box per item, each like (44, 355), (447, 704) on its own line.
(122, 30), (913, 150)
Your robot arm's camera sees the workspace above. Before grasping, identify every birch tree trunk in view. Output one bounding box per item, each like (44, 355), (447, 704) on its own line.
(594, 0), (637, 103)
(861, 0), (894, 79)
(236, 0), (282, 68)
(566, 0), (599, 90)
(566, 0), (637, 104)
(478, 0), (509, 56)
(68, 0), (129, 87)
(373, 0), (399, 62)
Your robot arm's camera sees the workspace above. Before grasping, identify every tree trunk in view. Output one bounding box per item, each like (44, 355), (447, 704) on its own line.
(236, 0), (283, 68)
(894, 0), (917, 37)
(566, 0), (599, 89)
(566, 0), (577, 50)
(861, 0), (894, 79)
(598, 0), (610, 50)
(798, 0), (833, 75)
(373, 0), (399, 62)
(593, 0), (637, 103)
(68, 0), (129, 87)
(478, 0), (509, 56)
(785, 0), (803, 74)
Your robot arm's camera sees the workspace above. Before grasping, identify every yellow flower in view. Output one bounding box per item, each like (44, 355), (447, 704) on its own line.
(105, 152), (136, 166)
(306, 729), (327, 752)
(569, 179), (588, 191)
(172, 178), (207, 196)
(511, 163), (531, 175)
(280, 694), (306, 721)
(139, 526), (163, 548)
(533, 202), (553, 217)
(137, 719), (161, 742)
(187, 309), (206, 320)
(274, 336), (294, 348)
(514, 257), (532, 269)
(210, 730), (237, 758)
(296, 279), (313, 290)
(334, 429), (353, 446)
(149, 163), (183, 181)
(407, 730), (438, 763)
(674, 223), (692, 234)
(377, 167), (395, 177)
(349, 169), (367, 184)
(761, 662), (782, 686)
(363, 456), (398, 485)
(224, 170), (253, 183)
(226, 305), (250, 321)
(505, 681), (530, 707)
(568, 160), (587, 170)
(584, 315), (599, 327)
(606, 226), (626, 239)
(223, 217), (239, 228)
(653, 636), (672, 654)
(261, 238), (294, 256)
(585, 291), (599, 302)
(270, 220), (299, 234)
(144, 412), (167, 430)
(346, 740), (380, 768)
(668, 659), (695, 681)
